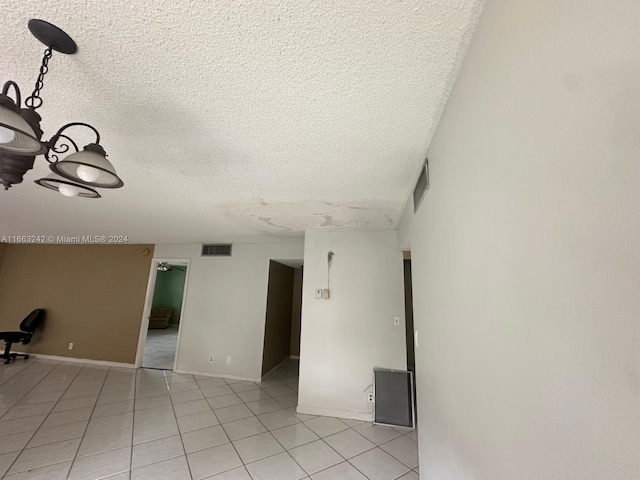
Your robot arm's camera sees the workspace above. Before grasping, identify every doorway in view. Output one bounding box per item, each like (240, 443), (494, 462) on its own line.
(258, 259), (303, 412)
(138, 260), (189, 370)
(404, 257), (415, 372)
(403, 254), (418, 424)
(261, 260), (303, 378)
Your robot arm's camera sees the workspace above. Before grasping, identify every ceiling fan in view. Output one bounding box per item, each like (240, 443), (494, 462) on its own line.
(157, 262), (186, 272)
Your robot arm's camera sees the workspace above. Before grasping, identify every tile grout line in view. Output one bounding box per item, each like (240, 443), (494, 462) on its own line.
(177, 361), (409, 479)
(127, 366), (138, 480)
(0, 360), (60, 418)
(223, 376), (271, 480)
(203, 363), (305, 480)
(64, 364), (115, 480)
(1, 360), (82, 479)
(0, 360), (33, 388)
(163, 368), (195, 479)
(1, 358), (418, 480)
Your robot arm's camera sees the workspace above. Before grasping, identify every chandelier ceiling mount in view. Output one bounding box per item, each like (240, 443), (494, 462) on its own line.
(0, 19), (123, 197)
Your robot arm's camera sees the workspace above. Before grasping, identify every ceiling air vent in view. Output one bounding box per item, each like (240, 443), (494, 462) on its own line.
(201, 244), (232, 256)
(413, 158), (430, 213)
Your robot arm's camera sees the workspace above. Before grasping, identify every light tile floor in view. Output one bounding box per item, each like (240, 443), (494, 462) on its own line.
(0, 358), (419, 479)
(142, 326), (179, 370)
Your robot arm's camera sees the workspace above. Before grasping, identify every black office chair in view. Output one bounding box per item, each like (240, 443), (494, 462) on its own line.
(0, 309), (45, 364)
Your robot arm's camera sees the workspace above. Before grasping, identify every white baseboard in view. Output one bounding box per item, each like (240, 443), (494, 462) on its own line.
(30, 353), (135, 369)
(173, 368), (260, 383)
(296, 405), (373, 422)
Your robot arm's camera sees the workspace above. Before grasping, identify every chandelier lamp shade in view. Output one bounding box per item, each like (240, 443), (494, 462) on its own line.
(0, 82), (47, 155)
(0, 19), (123, 197)
(35, 172), (100, 199)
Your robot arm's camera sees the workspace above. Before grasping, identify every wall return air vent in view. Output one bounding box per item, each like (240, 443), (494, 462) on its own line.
(201, 244), (232, 256)
(413, 158), (430, 213)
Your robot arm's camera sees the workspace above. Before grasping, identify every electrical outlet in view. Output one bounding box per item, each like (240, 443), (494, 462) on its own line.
(209, 355), (214, 362)
(367, 392), (374, 403)
(226, 356), (231, 364)
(68, 342), (73, 350)
(315, 289), (323, 299)
(323, 288), (330, 299)
(393, 316), (400, 326)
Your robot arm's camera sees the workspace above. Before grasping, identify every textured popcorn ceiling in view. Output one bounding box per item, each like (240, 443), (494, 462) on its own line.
(0, 0), (483, 243)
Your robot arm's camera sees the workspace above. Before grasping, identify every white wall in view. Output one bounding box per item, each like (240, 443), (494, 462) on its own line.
(410, 0), (640, 478)
(154, 242), (304, 381)
(298, 230), (407, 420)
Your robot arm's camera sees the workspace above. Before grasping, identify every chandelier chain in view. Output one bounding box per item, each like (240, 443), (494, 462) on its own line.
(25, 48), (53, 110)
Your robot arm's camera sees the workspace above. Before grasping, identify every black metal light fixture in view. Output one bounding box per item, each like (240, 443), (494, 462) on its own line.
(0, 19), (123, 197)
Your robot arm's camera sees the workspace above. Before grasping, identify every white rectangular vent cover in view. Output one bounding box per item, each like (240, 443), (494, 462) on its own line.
(201, 244), (232, 256)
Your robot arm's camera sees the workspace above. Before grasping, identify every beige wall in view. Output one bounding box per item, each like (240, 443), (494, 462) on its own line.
(290, 267), (303, 356)
(0, 243), (7, 271)
(261, 261), (294, 376)
(0, 244), (154, 363)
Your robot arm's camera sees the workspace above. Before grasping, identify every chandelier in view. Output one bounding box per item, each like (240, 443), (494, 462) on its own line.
(0, 20), (123, 198)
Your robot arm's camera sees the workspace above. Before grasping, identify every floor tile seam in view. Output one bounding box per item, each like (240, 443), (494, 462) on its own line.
(344, 456), (377, 480)
(376, 431), (413, 449)
(0, 402), (58, 423)
(132, 428), (180, 446)
(314, 435), (352, 465)
(224, 421), (271, 444)
(174, 400), (216, 418)
(124, 363), (299, 477)
(288, 444), (343, 478)
(129, 367), (141, 476)
(241, 448), (305, 479)
(0, 362), (84, 477)
(64, 452), (131, 480)
(164, 371), (197, 480)
(338, 442), (379, 462)
(53, 396), (106, 418)
(134, 442), (231, 476)
(245, 392), (312, 479)
(0, 361), (35, 388)
(74, 434), (132, 461)
(134, 390), (171, 402)
(131, 410), (179, 428)
(0, 362), (61, 416)
(130, 441), (185, 472)
(64, 364), (118, 479)
(301, 456), (361, 479)
(376, 444), (418, 471)
(1, 457), (72, 480)
(93, 466), (131, 480)
(346, 447), (413, 480)
(26, 419), (90, 449)
(199, 465), (253, 480)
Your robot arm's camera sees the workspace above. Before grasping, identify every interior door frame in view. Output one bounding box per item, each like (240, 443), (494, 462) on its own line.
(135, 257), (191, 369)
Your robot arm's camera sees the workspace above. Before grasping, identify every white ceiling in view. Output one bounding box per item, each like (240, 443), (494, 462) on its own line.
(0, 0), (483, 244)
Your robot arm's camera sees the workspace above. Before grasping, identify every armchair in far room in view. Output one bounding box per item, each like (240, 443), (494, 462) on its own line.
(148, 307), (172, 329)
